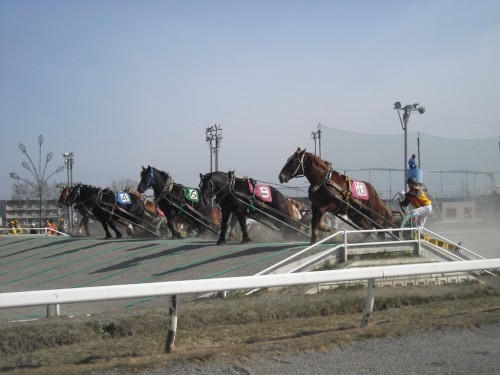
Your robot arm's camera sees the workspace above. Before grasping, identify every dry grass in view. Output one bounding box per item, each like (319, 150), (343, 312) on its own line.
(1, 275), (499, 375)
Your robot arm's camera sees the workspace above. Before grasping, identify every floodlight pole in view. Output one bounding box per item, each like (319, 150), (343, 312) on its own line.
(63, 152), (75, 232)
(394, 102), (425, 188)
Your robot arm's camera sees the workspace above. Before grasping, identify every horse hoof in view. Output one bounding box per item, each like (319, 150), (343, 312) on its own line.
(217, 240), (226, 245)
(241, 238), (251, 244)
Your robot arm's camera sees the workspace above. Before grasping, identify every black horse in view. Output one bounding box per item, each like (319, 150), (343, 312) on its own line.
(65, 183), (145, 239)
(199, 171), (306, 245)
(137, 166), (212, 239)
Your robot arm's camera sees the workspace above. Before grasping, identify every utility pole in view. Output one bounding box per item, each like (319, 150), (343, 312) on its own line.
(205, 124), (223, 172)
(311, 123), (322, 157)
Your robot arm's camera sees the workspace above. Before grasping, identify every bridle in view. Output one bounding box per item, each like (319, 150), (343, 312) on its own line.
(288, 150), (306, 179)
(200, 173), (229, 203)
(143, 167), (155, 190)
(141, 167), (173, 201)
(58, 186), (72, 207)
(67, 184), (81, 204)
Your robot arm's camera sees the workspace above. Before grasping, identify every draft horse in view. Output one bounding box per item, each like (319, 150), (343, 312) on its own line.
(65, 183), (146, 239)
(199, 171), (306, 245)
(137, 166), (212, 239)
(279, 148), (397, 244)
(58, 186), (93, 236)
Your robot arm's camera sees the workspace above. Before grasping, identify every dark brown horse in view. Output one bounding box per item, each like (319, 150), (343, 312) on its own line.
(137, 166), (213, 239)
(58, 186), (92, 236)
(65, 184), (147, 239)
(279, 148), (398, 244)
(199, 171), (308, 244)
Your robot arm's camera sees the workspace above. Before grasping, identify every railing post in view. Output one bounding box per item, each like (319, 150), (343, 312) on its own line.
(416, 226), (422, 256)
(165, 295), (177, 353)
(361, 278), (375, 327)
(342, 230), (348, 262)
(46, 304), (60, 317)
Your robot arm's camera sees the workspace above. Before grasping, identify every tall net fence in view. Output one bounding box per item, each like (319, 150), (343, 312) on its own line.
(319, 126), (500, 200)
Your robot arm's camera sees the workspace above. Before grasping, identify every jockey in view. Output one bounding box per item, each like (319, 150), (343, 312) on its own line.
(400, 177), (432, 228)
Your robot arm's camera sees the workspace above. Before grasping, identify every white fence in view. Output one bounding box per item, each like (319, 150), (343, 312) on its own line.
(0, 227), (70, 236)
(1, 258), (499, 352)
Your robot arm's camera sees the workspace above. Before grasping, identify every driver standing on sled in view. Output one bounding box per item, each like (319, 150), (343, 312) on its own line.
(399, 177), (432, 227)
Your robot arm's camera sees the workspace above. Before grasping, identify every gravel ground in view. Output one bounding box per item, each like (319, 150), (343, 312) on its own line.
(130, 324), (500, 375)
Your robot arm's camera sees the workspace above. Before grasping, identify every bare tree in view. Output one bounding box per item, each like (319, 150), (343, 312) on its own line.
(11, 180), (61, 200)
(110, 179), (139, 192)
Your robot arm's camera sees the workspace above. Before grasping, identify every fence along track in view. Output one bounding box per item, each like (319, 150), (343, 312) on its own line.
(0, 257), (499, 352)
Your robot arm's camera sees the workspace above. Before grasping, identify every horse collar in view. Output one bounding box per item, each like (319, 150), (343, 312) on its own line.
(157, 176), (174, 201)
(311, 162), (333, 193)
(228, 172), (236, 191)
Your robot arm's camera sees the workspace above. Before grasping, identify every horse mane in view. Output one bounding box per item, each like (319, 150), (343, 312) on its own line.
(306, 151), (335, 171)
(157, 169), (171, 181)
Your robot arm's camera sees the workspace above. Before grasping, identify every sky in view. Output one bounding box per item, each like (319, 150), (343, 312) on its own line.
(1, 0), (500, 200)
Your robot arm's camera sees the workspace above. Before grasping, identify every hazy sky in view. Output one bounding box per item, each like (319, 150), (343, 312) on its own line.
(1, 0), (500, 200)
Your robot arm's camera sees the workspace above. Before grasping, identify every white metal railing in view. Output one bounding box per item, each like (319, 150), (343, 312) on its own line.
(1, 259), (499, 352)
(0, 227), (70, 236)
(262, 226), (486, 275)
(241, 225), (488, 296)
(2, 259), (498, 309)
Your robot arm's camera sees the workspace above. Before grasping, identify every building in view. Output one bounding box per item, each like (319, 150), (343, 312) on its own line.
(3, 199), (66, 228)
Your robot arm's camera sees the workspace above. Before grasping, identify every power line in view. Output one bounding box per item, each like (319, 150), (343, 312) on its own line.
(424, 114), (500, 129)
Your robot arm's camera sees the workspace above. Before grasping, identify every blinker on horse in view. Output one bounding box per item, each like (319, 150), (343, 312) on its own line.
(279, 147), (398, 244)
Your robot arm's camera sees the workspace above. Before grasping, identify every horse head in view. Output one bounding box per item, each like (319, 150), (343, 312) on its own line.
(138, 166), (173, 195)
(279, 147), (307, 183)
(199, 172), (214, 205)
(138, 165), (155, 193)
(66, 183), (83, 205)
(58, 186), (73, 208)
(199, 171), (229, 205)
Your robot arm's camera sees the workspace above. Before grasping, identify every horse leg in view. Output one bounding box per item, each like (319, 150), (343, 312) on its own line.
(217, 211), (231, 245)
(237, 213), (251, 244)
(309, 206), (325, 244)
(228, 214), (239, 240)
(83, 216), (90, 236)
(99, 219), (114, 239)
(167, 214), (183, 239)
(78, 219), (85, 236)
(107, 220), (122, 239)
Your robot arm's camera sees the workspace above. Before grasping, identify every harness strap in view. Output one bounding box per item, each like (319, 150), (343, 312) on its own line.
(342, 175), (352, 214)
(228, 171), (236, 191)
(155, 176), (174, 203)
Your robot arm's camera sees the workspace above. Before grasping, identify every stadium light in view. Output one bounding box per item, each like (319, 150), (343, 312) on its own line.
(394, 102), (425, 187)
(63, 152), (75, 232)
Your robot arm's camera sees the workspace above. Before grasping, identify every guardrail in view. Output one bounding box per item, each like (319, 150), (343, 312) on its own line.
(1, 258), (499, 352)
(0, 227), (70, 236)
